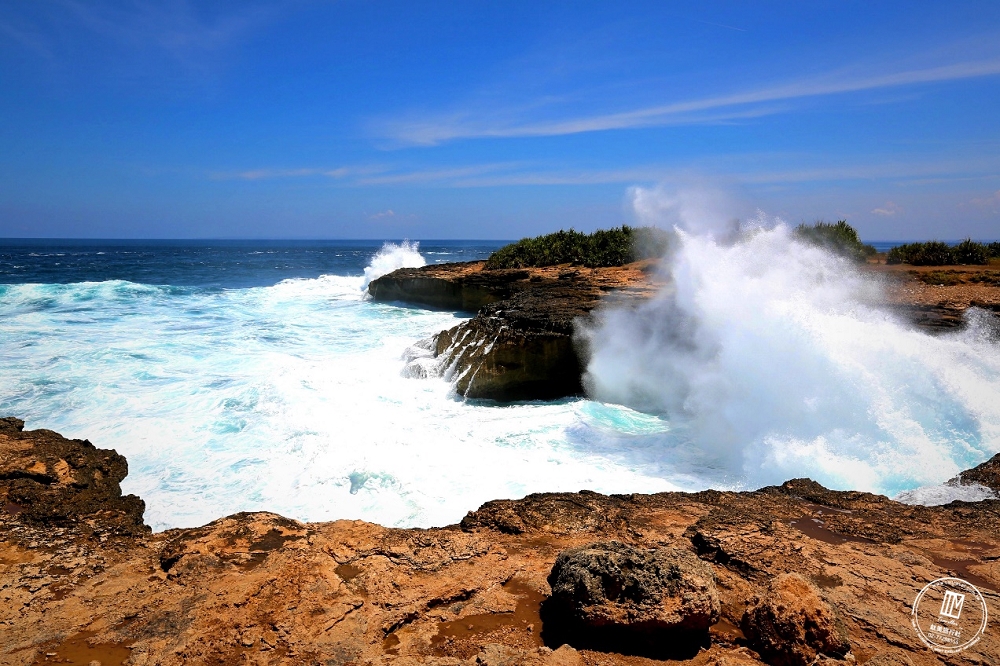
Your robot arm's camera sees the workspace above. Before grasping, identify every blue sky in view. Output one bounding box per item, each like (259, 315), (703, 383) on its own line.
(1, 1), (999, 240)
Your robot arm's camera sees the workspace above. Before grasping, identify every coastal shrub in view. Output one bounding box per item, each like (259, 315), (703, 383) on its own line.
(969, 271), (1000, 287)
(793, 220), (877, 262)
(484, 226), (671, 269)
(986, 241), (1000, 258)
(886, 241), (953, 266)
(886, 240), (990, 266)
(952, 239), (990, 265)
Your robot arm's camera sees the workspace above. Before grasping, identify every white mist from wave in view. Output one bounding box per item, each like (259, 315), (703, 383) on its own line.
(582, 190), (1000, 498)
(361, 240), (425, 290)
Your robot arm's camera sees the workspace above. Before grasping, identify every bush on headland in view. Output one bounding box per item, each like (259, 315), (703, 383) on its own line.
(484, 226), (672, 269)
(793, 220), (877, 262)
(886, 239), (992, 266)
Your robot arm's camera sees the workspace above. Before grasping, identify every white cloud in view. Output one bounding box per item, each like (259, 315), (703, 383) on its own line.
(871, 201), (903, 216)
(206, 155), (1000, 191)
(380, 57), (1000, 145)
(366, 209), (395, 220)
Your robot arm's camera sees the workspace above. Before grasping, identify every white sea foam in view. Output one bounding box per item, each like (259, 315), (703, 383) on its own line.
(581, 192), (1000, 496)
(895, 482), (997, 506)
(0, 247), (682, 531)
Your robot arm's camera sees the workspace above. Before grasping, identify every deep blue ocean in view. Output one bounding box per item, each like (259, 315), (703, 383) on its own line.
(0, 239), (505, 288)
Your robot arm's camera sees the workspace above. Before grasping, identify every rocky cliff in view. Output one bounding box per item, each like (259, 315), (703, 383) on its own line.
(371, 261), (660, 401)
(3, 419), (1000, 665)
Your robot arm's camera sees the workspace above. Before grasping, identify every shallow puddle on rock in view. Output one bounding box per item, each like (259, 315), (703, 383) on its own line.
(925, 551), (998, 593)
(382, 632), (401, 655)
(709, 617), (745, 644)
(335, 562), (363, 582)
(49, 581), (74, 601)
(788, 517), (874, 546)
(429, 578), (545, 656)
(811, 572), (844, 589)
(32, 631), (131, 666)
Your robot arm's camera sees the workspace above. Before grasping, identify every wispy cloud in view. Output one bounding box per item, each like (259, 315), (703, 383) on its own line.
(0, 15), (55, 60)
(366, 209), (395, 220)
(692, 19), (747, 33)
(380, 57), (1000, 145)
(353, 162), (528, 186)
(872, 201), (903, 216)
(61, 0), (273, 55)
(209, 154), (1000, 191)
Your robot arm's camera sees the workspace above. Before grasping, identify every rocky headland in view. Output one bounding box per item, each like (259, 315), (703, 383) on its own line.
(369, 259), (1000, 403)
(3, 417), (1000, 665)
(370, 260), (660, 401)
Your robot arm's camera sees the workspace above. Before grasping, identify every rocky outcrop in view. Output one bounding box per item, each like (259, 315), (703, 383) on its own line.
(375, 259), (1000, 402)
(740, 573), (850, 666)
(950, 452), (1000, 493)
(0, 417), (146, 535)
(544, 541), (719, 657)
(5, 421), (1000, 665)
(367, 261), (526, 311)
(372, 261), (659, 401)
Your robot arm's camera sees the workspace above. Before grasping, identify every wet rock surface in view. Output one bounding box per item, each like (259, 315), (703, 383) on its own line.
(951, 453), (1000, 493)
(0, 417), (146, 535)
(3, 421), (1000, 665)
(371, 260), (659, 401)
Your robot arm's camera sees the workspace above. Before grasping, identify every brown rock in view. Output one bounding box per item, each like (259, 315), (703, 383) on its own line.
(372, 260), (659, 401)
(741, 573), (851, 666)
(0, 417), (146, 535)
(863, 652), (914, 666)
(544, 541), (719, 657)
(5, 420), (1000, 665)
(950, 452), (1000, 493)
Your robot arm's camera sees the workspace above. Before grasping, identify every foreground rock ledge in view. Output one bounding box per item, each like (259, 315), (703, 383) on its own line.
(3, 418), (1000, 665)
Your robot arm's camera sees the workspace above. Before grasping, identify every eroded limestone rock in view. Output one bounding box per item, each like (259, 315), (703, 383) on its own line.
(740, 573), (851, 666)
(544, 541), (719, 657)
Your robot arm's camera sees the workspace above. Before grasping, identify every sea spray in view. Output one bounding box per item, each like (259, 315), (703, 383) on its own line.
(361, 240), (425, 290)
(581, 210), (1000, 497)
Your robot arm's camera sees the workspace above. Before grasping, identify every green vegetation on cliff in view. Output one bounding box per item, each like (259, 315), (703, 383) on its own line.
(887, 239), (993, 266)
(484, 226), (671, 269)
(794, 220), (876, 262)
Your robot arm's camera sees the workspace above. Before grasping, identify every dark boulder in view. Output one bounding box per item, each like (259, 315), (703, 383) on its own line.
(543, 540), (719, 657)
(0, 416), (147, 535)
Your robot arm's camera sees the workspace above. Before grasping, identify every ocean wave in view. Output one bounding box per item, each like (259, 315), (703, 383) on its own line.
(582, 210), (1000, 497)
